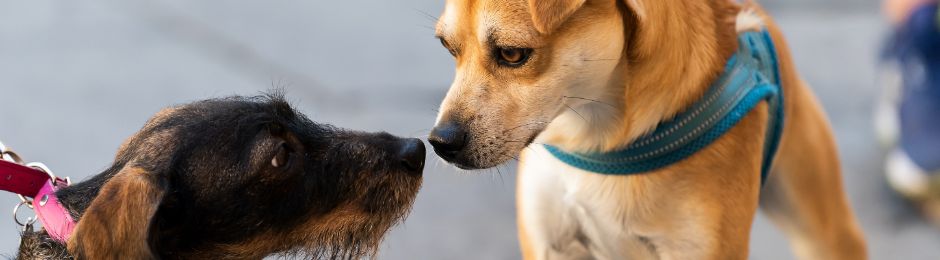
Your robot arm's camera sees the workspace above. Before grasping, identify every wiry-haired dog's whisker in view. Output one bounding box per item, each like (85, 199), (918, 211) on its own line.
(408, 128), (432, 138)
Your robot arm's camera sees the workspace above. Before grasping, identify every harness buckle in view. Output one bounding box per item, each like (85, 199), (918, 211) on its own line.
(12, 201), (36, 228)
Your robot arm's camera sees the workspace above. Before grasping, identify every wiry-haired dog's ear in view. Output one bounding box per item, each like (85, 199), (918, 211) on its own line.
(528, 0), (586, 34)
(67, 166), (167, 259)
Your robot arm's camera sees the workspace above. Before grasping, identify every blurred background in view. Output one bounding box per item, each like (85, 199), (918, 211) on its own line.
(0, 0), (936, 259)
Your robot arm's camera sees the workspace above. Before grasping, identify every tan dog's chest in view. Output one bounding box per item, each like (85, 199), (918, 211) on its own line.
(518, 145), (720, 259)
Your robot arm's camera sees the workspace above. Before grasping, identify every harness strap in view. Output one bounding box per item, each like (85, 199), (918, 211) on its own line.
(33, 180), (76, 242)
(545, 29), (784, 185)
(0, 160), (50, 196)
(0, 160), (75, 242)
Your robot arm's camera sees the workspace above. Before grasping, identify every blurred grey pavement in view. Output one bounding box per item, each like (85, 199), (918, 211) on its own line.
(1, 0), (937, 259)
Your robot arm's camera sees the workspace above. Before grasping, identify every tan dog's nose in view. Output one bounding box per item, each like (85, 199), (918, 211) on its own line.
(428, 121), (468, 161)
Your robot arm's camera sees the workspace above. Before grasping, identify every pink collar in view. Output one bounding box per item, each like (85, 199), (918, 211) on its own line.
(0, 159), (75, 242)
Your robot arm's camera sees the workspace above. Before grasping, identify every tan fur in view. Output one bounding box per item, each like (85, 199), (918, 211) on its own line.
(435, 0), (866, 259)
(592, 0), (740, 151)
(736, 9), (764, 33)
(515, 150), (536, 260)
(202, 204), (383, 259)
(114, 107), (177, 159)
(68, 167), (166, 260)
(528, 0), (586, 34)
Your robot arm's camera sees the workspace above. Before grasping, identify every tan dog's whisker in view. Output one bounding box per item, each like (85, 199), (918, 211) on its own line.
(493, 166), (506, 186)
(562, 96), (617, 108)
(580, 58), (619, 62)
(502, 121), (551, 134)
(501, 140), (546, 146)
(563, 103), (589, 123)
(415, 9), (439, 23)
(418, 25), (436, 31)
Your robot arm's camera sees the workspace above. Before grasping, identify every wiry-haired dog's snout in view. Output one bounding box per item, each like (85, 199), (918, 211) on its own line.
(18, 93), (424, 260)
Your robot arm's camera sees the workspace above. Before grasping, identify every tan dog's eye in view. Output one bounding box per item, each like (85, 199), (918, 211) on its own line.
(271, 142), (293, 168)
(439, 38), (457, 57)
(495, 47), (532, 67)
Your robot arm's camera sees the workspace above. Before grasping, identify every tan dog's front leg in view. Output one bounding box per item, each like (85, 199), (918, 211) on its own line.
(516, 153), (594, 260)
(652, 106), (768, 260)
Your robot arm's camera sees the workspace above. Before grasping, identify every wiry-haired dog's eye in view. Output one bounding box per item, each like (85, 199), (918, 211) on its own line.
(271, 142), (293, 168)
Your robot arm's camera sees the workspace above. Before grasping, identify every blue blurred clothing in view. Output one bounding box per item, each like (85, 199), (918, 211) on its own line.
(888, 2), (940, 171)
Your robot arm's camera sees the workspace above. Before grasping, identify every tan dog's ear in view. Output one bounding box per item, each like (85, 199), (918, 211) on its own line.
(528, 0), (587, 34)
(68, 166), (167, 259)
(623, 0), (646, 21)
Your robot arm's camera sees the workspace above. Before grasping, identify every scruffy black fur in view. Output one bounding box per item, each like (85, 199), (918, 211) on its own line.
(18, 226), (71, 259)
(16, 93), (425, 259)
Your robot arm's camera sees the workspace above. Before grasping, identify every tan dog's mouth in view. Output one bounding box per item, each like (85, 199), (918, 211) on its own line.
(428, 119), (545, 170)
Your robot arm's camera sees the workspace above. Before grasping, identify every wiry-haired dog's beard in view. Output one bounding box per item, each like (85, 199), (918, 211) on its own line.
(16, 227), (72, 260)
(276, 205), (416, 260)
(274, 178), (421, 260)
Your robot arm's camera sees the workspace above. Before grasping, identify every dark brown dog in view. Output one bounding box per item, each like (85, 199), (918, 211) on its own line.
(16, 94), (424, 259)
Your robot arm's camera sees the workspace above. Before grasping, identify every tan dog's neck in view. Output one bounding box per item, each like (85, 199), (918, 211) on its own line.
(541, 0), (740, 153)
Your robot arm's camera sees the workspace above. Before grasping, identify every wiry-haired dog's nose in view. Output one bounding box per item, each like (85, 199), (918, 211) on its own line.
(398, 138), (426, 174)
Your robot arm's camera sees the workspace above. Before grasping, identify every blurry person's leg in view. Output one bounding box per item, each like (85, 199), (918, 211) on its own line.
(881, 0), (940, 222)
(884, 0), (935, 25)
(876, 0), (935, 145)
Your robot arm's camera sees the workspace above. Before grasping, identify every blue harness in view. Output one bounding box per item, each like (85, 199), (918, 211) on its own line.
(545, 29), (784, 185)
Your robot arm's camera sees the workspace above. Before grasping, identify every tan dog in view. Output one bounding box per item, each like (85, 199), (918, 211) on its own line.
(427, 0), (867, 259)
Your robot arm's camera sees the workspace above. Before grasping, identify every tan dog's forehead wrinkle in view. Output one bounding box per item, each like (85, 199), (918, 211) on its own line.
(478, 0), (542, 48)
